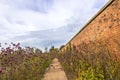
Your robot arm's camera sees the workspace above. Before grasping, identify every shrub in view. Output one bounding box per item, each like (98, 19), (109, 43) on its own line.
(58, 41), (120, 80)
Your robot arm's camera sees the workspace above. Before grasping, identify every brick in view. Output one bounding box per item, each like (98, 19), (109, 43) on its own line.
(62, 0), (120, 55)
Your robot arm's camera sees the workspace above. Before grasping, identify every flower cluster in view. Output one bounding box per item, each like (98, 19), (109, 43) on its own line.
(0, 42), (52, 80)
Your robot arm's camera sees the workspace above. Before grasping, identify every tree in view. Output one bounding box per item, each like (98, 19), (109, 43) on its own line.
(49, 46), (54, 52)
(45, 47), (48, 53)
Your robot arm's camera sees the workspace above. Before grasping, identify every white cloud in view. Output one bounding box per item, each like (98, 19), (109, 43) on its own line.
(0, 0), (108, 49)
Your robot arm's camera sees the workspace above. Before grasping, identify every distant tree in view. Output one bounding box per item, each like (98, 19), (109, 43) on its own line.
(45, 47), (48, 53)
(49, 46), (54, 52)
(35, 48), (42, 54)
(49, 46), (59, 53)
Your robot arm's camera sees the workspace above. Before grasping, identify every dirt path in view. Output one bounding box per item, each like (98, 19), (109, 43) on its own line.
(42, 58), (68, 80)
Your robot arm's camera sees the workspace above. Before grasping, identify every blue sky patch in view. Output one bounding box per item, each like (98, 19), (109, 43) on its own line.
(0, 0), (108, 51)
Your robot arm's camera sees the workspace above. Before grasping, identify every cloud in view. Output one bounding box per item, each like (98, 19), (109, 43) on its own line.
(0, 0), (108, 50)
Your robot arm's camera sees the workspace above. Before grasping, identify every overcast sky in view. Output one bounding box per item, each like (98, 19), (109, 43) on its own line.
(0, 0), (108, 50)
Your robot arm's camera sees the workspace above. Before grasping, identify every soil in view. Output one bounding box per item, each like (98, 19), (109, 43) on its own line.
(42, 58), (68, 80)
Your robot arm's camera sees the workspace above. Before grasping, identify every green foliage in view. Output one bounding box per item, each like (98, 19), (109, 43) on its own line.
(57, 41), (120, 80)
(0, 53), (52, 80)
(1, 41), (120, 80)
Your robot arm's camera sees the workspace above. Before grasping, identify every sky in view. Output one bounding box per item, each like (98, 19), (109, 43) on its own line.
(0, 0), (108, 50)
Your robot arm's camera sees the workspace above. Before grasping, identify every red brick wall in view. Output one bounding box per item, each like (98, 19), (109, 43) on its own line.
(64, 0), (120, 55)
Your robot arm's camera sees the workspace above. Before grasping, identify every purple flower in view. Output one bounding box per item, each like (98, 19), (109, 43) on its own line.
(5, 43), (7, 45)
(13, 44), (16, 46)
(0, 67), (3, 74)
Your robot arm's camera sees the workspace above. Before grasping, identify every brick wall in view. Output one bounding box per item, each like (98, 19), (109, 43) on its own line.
(63, 0), (120, 55)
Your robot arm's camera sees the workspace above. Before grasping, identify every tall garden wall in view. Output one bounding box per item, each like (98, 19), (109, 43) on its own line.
(63, 0), (120, 56)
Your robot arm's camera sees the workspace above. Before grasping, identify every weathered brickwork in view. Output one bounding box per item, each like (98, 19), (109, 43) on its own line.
(63, 0), (120, 55)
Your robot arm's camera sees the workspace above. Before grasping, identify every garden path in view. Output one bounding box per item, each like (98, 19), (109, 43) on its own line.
(42, 58), (68, 80)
